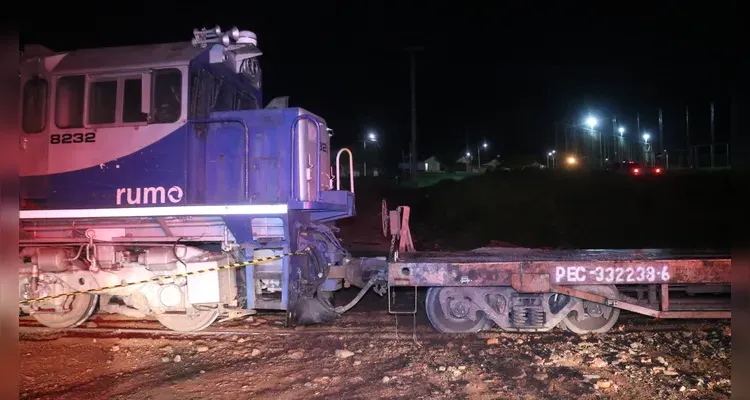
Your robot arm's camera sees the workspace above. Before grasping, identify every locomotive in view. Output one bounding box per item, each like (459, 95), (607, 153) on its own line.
(17, 26), (379, 331)
(17, 25), (731, 335)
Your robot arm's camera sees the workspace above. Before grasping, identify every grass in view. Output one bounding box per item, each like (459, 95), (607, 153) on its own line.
(350, 170), (731, 251)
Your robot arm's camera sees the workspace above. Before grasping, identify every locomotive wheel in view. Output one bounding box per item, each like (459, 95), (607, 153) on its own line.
(559, 285), (620, 334)
(32, 293), (99, 329)
(156, 308), (219, 332)
(425, 287), (490, 333)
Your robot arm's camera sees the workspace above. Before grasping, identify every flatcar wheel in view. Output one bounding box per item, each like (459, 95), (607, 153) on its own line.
(156, 308), (219, 332)
(425, 287), (489, 333)
(32, 294), (99, 329)
(560, 285), (620, 334)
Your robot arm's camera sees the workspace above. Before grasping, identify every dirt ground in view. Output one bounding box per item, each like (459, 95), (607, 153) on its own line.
(18, 176), (732, 399)
(19, 298), (731, 400)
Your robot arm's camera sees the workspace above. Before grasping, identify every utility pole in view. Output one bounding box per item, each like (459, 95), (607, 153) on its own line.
(406, 46), (423, 183)
(477, 146), (481, 170)
(710, 102), (715, 168)
(611, 117), (617, 161)
(658, 108), (663, 154)
(686, 106), (691, 168)
(362, 139), (368, 177)
(636, 112), (641, 163)
(465, 129), (470, 172)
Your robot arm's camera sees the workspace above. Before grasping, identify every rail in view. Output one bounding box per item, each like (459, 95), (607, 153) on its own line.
(335, 148), (355, 192)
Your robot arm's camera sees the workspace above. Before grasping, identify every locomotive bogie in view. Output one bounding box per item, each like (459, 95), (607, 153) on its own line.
(18, 241), (245, 329)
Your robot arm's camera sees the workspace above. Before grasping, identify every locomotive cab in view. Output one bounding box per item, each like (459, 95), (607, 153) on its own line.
(18, 26), (360, 332)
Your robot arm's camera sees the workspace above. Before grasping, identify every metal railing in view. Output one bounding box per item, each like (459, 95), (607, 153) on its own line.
(335, 148), (355, 192)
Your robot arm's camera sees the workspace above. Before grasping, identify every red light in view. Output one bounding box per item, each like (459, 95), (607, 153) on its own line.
(655, 168), (662, 173)
(632, 168), (640, 174)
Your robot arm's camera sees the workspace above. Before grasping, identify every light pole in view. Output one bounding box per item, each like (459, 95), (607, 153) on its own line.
(617, 126), (625, 162)
(585, 116), (601, 167)
(405, 46), (423, 183)
(641, 133), (651, 165)
(464, 151), (472, 172)
(547, 150), (556, 168)
(477, 142), (488, 170)
(362, 132), (377, 176)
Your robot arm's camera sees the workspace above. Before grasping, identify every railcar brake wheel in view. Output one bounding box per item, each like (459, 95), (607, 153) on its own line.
(32, 293), (99, 329)
(381, 199), (389, 238)
(425, 287), (490, 333)
(559, 285), (620, 334)
(156, 308), (219, 332)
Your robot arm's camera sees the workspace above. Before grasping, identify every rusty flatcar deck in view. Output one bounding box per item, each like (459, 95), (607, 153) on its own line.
(393, 247), (730, 263)
(387, 248), (731, 319)
(388, 248), (731, 288)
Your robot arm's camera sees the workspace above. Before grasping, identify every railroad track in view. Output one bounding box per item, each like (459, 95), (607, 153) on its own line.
(18, 312), (729, 340)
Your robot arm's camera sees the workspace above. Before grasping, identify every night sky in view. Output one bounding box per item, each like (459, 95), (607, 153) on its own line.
(17, 2), (735, 168)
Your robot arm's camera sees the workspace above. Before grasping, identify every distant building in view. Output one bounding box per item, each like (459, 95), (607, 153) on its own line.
(398, 155), (442, 172)
(422, 156), (441, 172)
(521, 161), (546, 170)
(481, 157), (504, 171)
(455, 155), (508, 173)
(456, 154), (472, 165)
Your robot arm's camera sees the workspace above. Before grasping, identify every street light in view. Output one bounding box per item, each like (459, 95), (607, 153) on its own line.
(641, 133), (652, 165)
(464, 151), (471, 172)
(585, 116), (602, 167)
(616, 126), (626, 162)
(476, 142), (489, 170)
(362, 132), (378, 176)
(547, 150), (557, 168)
(586, 116), (598, 128)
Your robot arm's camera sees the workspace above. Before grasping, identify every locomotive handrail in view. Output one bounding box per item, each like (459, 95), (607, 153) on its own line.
(188, 118), (250, 200)
(290, 115), (323, 202)
(335, 148), (355, 193)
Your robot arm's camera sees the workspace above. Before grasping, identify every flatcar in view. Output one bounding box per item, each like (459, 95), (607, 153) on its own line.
(17, 25), (731, 335)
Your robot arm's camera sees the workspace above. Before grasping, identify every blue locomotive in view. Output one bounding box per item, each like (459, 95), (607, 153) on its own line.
(17, 26), (370, 331)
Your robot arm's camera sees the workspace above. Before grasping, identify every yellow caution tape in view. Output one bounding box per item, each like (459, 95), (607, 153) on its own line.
(19, 247), (311, 305)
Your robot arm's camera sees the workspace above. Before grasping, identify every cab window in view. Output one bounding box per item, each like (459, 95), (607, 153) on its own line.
(152, 68), (182, 123)
(214, 81), (235, 112)
(123, 77), (147, 123)
(22, 76), (48, 133)
(236, 93), (257, 110)
(55, 75), (85, 129)
(88, 80), (117, 125)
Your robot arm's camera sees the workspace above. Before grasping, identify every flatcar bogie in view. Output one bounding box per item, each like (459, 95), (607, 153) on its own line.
(558, 285), (621, 334)
(424, 287), (492, 333)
